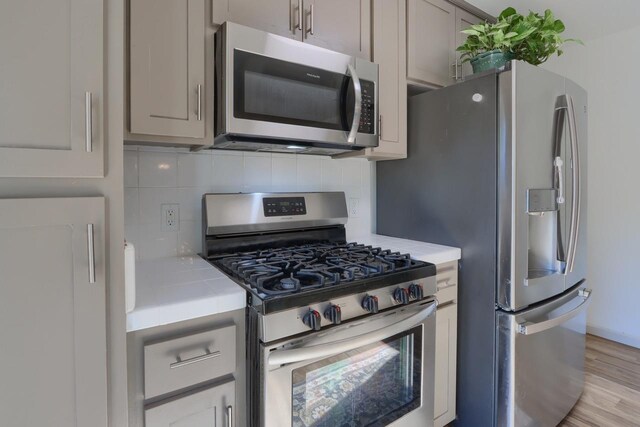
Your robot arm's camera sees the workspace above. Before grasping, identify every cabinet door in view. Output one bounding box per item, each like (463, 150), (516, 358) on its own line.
(146, 380), (235, 427)
(303, 0), (370, 59)
(369, 0), (406, 159)
(456, 8), (482, 80)
(0, 197), (107, 426)
(0, 0), (103, 178)
(407, 0), (456, 87)
(434, 303), (458, 427)
(216, 0), (302, 40)
(130, 0), (205, 138)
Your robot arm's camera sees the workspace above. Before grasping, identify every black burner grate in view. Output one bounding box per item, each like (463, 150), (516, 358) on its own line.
(212, 242), (419, 297)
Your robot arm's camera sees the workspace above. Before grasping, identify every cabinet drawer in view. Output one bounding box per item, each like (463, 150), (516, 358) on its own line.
(435, 261), (458, 304)
(145, 379), (235, 427)
(144, 324), (236, 399)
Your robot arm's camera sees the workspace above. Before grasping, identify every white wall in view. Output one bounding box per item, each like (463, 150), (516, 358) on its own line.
(544, 26), (640, 348)
(124, 147), (375, 260)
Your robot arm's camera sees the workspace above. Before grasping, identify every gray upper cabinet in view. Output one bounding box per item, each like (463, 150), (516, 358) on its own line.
(130, 0), (205, 139)
(0, 0), (104, 178)
(407, 0), (456, 87)
(303, 0), (371, 59)
(0, 197), (107, 426)
(407, 0), (484, 87)
(213, 0), (303, 40)
(455, 8), (482, 80)
(145, 380), (235, 427)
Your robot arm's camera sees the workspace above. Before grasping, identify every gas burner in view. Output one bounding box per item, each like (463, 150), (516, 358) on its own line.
(212, 241), (420, 298)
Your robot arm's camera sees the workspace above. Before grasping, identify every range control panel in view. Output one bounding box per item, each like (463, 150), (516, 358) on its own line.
(263, 196), (307, 217)
(358, 79), (376, 135)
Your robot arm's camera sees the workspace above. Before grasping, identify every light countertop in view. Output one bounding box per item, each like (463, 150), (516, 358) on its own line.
(352, 233), (461, 265)
(126, 256), (246, 332)
(126, 234), (460, 332)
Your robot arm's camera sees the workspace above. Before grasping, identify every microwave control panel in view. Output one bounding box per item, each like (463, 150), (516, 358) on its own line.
(263, 197), (307, 217)
(358, 80), (376, 134)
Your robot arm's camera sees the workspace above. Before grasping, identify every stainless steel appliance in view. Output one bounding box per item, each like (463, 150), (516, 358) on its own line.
(202, 192), (437, 427)
(214, 22), (379, 155)
(377, 62), (591, 427)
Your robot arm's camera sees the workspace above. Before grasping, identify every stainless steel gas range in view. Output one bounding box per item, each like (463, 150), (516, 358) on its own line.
(202, 192), (438, 427)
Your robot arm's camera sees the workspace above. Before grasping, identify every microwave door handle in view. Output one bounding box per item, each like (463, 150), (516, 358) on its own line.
(267, 302), (436, 367)
(517, 288), (591, 335)
(346, 64), (362, 144)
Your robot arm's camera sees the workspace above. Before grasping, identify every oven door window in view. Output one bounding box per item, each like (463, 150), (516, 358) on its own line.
(291, 326), (422, 427)
(233, 50), (354, 131)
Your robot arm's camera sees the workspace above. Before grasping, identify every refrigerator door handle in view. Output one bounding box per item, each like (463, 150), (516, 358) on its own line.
(555, 94), (580, 272)
(517, 288), (591, 335)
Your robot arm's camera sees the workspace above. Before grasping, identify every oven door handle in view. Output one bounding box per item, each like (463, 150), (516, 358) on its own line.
(267, 302), (436, 367)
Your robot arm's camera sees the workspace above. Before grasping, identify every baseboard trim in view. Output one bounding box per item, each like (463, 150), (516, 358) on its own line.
(588, 325), (640, 349)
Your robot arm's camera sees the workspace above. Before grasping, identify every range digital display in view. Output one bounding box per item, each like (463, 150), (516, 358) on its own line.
(263, 197), (307, 217)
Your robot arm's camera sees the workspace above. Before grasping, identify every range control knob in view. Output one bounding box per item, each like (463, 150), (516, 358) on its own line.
(324, 305), (342, 325)
(303, 310), (321, 331)
(409, 283), (424, 300)
(394, 288), (410, 305)
(362, 295), (379, 314)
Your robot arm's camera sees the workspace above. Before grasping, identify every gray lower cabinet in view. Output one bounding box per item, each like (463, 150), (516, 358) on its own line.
(145, 380), (235, 427)
(128, 310), (246, 427)
(0, 197), (107, 426)
(0, 0), (104, 178)
(129, 0), (205, 139)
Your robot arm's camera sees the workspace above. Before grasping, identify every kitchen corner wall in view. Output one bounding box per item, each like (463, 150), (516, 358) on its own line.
(544, 27), (640, 349)
(124, 146), (375, 260)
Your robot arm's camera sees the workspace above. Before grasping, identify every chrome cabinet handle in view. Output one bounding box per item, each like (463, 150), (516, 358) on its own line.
(85, 92), (93, 152)
(87, 224), (96, 284)
(196, 84), (202, 121)
(305, 3), (314, 37)
(226, 405), (233, 427)
(296, 0), (303, 31)
(517, 288), (591, 335)
(450, 61), (460, 80)
(169, 350), (221, 369)
(346, 64), (362, 144)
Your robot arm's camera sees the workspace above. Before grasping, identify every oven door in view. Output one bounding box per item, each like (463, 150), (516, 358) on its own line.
(260, 300), (436, 427)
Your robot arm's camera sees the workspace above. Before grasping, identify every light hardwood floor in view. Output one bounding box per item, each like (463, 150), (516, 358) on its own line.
(559, 334), (640, 427)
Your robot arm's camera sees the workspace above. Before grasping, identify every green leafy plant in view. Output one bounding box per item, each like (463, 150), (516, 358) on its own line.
(457, 7), (582, 66)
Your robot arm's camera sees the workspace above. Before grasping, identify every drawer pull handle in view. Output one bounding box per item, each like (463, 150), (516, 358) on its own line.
(170, 350), (221, 369)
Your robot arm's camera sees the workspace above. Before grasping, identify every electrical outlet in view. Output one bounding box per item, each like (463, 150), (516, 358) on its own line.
(348, 197), (360, 218)
(161, 204), (180, 232)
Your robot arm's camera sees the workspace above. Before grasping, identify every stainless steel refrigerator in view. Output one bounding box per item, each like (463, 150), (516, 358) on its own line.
(377, 61), (591, 427)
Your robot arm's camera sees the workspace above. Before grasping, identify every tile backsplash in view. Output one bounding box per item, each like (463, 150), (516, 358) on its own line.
(124, 146), (375, 259)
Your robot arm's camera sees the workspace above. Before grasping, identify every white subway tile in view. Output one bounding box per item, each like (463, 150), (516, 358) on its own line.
(178, 187), (210, 221)
(124, 188), (139, 226)
(212, 152), (244, 188)
(178, 153), (213, 187)
(178, 220), (202, 256)
(297, 156), (321, 187)
(138, 224), (178, 259)
(321, 158), (343, 190)
(138, 188), (178, 226)
(272, 156), (297, 190)
(244, 154), (272, 188)
(342, 159), (362, 187)
(138, 151), (178, 187)
(123, 150), (139, 188)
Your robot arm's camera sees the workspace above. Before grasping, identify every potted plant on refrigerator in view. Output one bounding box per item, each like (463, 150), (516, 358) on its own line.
(457, 7), (581, 74)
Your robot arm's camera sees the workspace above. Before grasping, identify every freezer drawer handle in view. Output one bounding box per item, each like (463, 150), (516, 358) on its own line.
(268, 302), (436, 366)
(517, 288), (591, 335)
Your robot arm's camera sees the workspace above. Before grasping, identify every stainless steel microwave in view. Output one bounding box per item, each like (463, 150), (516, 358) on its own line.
(214, 22), (379, 155)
